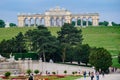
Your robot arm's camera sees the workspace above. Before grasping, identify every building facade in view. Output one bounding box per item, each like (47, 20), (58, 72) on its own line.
(18, 6), (99, 27)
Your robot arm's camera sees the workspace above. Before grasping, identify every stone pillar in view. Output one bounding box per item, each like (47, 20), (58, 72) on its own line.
(39, 58), (43, 72)
(81, 18), (83, 27)
(29, 58), (33, 71)
(28, 20), (31, 27)
(34, 19), (36, 27)
(59, 17), (62, 27)
(86, 19), (88, 26)
(75, 20), (78, 27)
(54, 17), (57, 26)
(24, 58), (29, 72)
(18, 17), (24, 27)
(92, 19), (99, 26)
(18, 58), (23, 72)
(45, 16), (51, 27)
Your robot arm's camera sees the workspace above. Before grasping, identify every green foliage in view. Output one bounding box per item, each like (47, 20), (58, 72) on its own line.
(75, 44), (90, 65)
(57, 23), (83, 45)
(64, 70), (67, 74)
(118, 53), (120, 64)
(4, 72), (11, 78)
(9, 23), (16, 27)
(25, 25), (59, 62)
(52, 72), (56, 75)
(34, 69), (39, 74)
(99, 21), (109, 26)
(57, 23), (83, 62)
(26, 69), (32, 75)
(0, 32), (27, 55)
(112, 22), (120, 26)
(0, 19), (5, 28)
(89, 47), (112, 71)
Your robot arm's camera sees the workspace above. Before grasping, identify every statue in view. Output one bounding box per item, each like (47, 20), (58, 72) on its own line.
(0, 54), (6, 62)
(6, 53), (15, 62)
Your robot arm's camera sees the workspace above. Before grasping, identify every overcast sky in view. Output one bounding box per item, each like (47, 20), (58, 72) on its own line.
(0, 0), (120, 24)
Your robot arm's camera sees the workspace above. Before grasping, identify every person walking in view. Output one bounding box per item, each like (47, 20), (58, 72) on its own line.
(29, 74), (33, 80)
(90, 72), (94, 80)
(96, 71), (99, 80)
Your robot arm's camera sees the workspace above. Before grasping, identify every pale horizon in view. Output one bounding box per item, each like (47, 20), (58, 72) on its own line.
(0, 0), (120, 24)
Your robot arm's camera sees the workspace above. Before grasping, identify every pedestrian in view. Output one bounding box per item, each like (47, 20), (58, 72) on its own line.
(88, 71), (91, 76)
(102, 71), (104, 77)
(96, 71), (99, 80)
(29, 74), (33, 80)
(90, 72), (94, 80)
(83, 71), (87, 79)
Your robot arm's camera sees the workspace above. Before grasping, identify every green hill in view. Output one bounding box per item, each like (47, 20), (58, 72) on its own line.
(0, 26), (120, 56)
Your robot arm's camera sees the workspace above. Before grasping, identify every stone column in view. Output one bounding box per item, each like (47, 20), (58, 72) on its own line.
(18, 58), (23, 72)
(86, 19), (88, 26)
(39, 58), (43, 72)
(34, 19), (36, 27)
(75, 20), (78, 27)
(29, 58), (33, 71)
(18, 17), (24, 27)
(28, 20), (31, 27)
(24, 58), (29, 72)
(54, 17), (57, 26)
(81, 18), (83, 27)
(59, 17), (62, 27)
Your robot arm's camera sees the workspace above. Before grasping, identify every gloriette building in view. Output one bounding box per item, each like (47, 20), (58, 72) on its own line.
(18, 6), (99, 27)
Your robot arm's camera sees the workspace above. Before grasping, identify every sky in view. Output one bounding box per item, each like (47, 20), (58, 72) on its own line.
(0, 0), (120, 24)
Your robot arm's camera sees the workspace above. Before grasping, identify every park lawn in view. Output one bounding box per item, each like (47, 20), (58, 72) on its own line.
(0, 26), (120, 56)
(112, 58), (120, 68)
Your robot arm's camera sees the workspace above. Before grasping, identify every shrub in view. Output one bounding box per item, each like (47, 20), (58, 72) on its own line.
(72, 72), (75, 75)
(34, 69), (39, 74)
(4, 72), (11, 78)
(26, 69), (32, 75)
(64, 70), (67, 75)
(52, 72), (56, 75)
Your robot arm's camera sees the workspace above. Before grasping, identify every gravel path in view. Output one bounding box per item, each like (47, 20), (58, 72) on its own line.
(75, 73), (120, 80)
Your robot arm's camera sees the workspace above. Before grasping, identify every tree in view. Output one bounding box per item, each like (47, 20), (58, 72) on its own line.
(9, 23), (16, 27)
(57, 23), (83, 63)
(25, 25), (59, 62)
(4, 72), (11, 78)
(75, 44), (90, 65)
(89, 47), (112, 72)
(0, 19), (5, 28)
(34, 69), (39, 75)
(99, 21), (109, 26)
(118, 53), (120, 64)
(26, 69), (32, 75)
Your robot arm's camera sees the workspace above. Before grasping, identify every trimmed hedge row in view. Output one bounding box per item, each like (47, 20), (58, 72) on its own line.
(13, 53), (39, 60)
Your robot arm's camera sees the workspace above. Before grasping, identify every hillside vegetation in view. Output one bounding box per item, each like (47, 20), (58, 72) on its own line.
(0, 26), (120, 56)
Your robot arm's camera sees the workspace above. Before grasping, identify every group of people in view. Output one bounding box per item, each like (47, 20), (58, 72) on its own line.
(83, 71), (104, 80)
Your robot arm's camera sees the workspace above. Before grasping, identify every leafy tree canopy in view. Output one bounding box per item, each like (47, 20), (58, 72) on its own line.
(0, 19), (5, 28)
(89, 47), (112, 72)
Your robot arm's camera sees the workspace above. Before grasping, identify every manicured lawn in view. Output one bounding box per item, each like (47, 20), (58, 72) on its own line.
(112, 58), (120, 68)
(0, 26), (120, 67)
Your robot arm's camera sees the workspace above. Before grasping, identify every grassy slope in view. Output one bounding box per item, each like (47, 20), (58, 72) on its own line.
(0, 26), (120, 67)
(0, 26), (120, 55)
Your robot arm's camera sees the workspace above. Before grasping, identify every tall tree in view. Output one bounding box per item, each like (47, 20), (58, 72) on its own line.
(57, 23), (83, 62)
(118, 53), (120, 64)
(0, 19), (5, 28)
(89, 47), (112, 72)
(75, 44), (90, 65)
(25, 25), (58, 62)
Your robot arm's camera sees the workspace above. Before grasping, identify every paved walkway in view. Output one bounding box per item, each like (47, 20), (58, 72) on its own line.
(75, 73), (120, 80)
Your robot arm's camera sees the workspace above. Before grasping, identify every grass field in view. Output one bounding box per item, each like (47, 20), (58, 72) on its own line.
(0, 26), (120, 67)
(0, 26), (120, 55)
